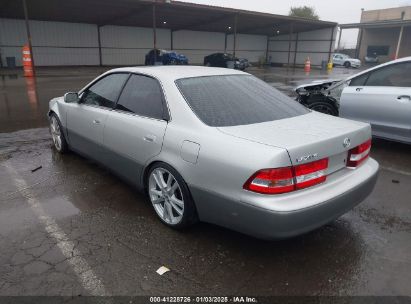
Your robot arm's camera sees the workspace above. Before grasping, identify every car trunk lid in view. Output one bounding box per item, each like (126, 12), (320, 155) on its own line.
(217, 112), (371, 174)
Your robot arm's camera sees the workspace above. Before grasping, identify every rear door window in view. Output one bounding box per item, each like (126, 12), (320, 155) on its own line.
(176, 75), (308, 127)
(115, 74), (167, 120)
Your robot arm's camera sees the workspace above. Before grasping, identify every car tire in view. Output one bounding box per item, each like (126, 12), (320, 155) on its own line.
(308, 101), (338, 116)
(49, 113), (69, 153)
(344, 61), (351, 68)
(147, 162), (198, 229)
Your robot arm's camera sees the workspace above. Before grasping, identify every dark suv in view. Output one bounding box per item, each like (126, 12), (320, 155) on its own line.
(145, 49), (188, 66)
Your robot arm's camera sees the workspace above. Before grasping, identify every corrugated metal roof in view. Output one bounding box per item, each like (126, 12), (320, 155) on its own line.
(0, 0), (336, 35)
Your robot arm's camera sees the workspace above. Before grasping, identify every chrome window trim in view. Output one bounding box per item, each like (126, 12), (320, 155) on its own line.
(77, 103), (114, 112)
(78, 72), (131, 95)
(111, 108), (168, 123)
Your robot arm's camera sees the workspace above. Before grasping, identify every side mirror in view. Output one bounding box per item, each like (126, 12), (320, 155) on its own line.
(64, 92), (79, 103)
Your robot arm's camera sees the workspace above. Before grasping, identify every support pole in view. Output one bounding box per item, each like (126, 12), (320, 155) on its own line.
(97, 25), (102, 66)
(337, 27), (342, 52)
(233, 14), (238, 58)
(152, 4), (157, 63)
(170, 30), (173, 50)
(355, 28), (363, 59)
(293, 32), (298, 67)
(265, 35), (269, 64)
(224, 33), (227, 52)
(287, 24), (294, 67)
(395, 26), (404, 59)
(328, 27), (335, 62)
(23, 0), (35, 75)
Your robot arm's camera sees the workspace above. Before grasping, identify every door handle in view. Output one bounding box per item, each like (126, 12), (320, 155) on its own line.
(143, 135), (156, 142)
(397, 95), (411, 100)
(93, 119), (101, 124)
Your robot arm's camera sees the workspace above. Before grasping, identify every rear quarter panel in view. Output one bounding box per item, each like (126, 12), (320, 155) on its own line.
(154, 124), (292, 203)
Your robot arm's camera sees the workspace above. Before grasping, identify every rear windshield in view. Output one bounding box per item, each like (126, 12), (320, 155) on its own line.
(175, 75), (309, 127)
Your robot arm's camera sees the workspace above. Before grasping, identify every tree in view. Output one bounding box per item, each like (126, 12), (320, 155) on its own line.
(289, 6), (319, 20)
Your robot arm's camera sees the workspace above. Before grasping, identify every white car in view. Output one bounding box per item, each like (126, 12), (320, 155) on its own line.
(333, 53), (361, 68)
(296, 57), (411, 144)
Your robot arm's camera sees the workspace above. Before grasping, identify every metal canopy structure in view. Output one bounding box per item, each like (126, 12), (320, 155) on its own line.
(340, 19), (411, 29)
(338, 19), (411, 59)
(0, 0), (336, 35)
(0, 0), (337, 68)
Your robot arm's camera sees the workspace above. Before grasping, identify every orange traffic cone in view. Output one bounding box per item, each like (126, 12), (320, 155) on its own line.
(304, 57), (311, 73)
(22, 45), (34, 77)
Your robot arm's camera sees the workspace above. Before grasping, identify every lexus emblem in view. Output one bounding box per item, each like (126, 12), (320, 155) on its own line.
(343, 138), (351, 148)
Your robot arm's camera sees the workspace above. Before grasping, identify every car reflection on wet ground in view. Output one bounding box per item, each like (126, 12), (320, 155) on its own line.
(0, 66), (410, 296)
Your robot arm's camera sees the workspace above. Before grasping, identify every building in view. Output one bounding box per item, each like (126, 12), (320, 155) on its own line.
(0, 0), (337, 68)
(339, 6), (411, 62)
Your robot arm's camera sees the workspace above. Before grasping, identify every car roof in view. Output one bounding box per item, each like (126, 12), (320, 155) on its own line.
(106, 65), (247, 81)
(389, 56), (411, 63)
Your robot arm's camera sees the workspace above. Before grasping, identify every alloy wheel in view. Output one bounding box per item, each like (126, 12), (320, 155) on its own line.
(50, 116), (62, 151)
(148, 168), (185, 225)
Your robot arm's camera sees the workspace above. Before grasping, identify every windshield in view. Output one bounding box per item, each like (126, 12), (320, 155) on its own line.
(176, 75), (309, 127)
(335, 54), (350, 59)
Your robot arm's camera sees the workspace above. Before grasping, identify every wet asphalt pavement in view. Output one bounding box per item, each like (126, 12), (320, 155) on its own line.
(0, 66), (410, 296)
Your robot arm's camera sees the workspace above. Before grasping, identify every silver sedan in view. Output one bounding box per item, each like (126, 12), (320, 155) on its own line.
(48, 66), (379, 239)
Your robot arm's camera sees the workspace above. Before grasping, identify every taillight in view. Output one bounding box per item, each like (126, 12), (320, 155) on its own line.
(294, 158), (328, 190)
(244, 158), (328, 195)
(243, 167), (294, 194)
(347, 139), (371, 168)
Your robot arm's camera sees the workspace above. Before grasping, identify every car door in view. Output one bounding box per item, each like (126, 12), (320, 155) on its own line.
(210, 54), (220, 66)
(65, 73), (130, 162)
(103, 74), (169, 187)
(222, 54), (232, 67)
(333, 54), (343, 66)
(340, 61), (411, 142)
(145, 50), (153, 65)
(215, 54), (225, 67)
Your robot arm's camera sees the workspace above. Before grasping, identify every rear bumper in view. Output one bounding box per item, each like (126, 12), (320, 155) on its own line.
(191, 158), (378, 239)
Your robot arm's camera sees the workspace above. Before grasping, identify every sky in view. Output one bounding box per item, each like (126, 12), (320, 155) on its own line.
(184, 0), (411, 48)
